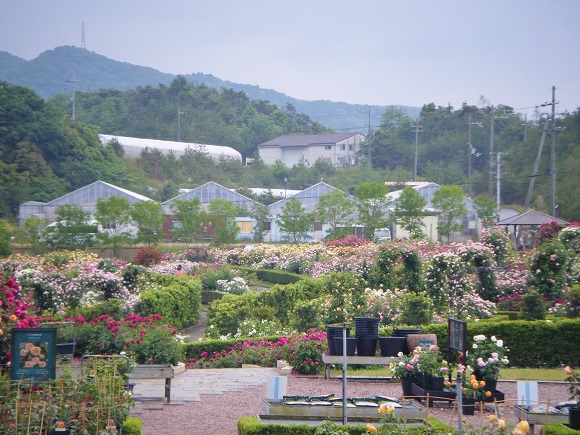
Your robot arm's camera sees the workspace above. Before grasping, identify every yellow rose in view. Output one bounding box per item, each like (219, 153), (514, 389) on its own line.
(366, 423), (378, 434)
(479, 380), (486, 387)
(486, 391), (492, 397)
(513, 429), (524, 435)
(9, 314), (17, 321)
(517, 420), (530, 432)
(489, 415), (497, 423)
(497, 419), (506, 429)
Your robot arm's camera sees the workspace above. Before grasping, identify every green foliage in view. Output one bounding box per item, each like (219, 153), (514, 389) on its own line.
(0, 220), (12, 257)
(315, 189), (355, 238)
(208, 198), (240, 244)
(473, 195), (498, 228)
(354, 182), (390, 239)
(481, 227), (513, 266)
(528, 242), (569, 298)
(289, 299), (323, 332)
(202, 289), (227, 304)
(68, 299), (124, 322)
(129, 201), (165, 246)
(137, 274), (202, 329)
(19, 216), (50, 254)
(520, 290), (547, 320)
(278, 198), (314, 243)
(95, 195), (134, 253)
(432, 185), (467, 242)
(121, 417), (143, 435)
(393, 186), (427, 239)
(319, 272), (367, 325)
(170, 197), (205, 245)
(399, 292), (433, 326)
(422, 318), (580, 367)
(45, 204), (98, 250)
(566, 284), (580, 318)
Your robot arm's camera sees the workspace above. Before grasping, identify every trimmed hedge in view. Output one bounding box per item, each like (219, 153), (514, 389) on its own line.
(237, 416), (455, 435)
(543, 422), (580, 435)
(421, 318), (580, 367)
(137, 274), (202, 329)
(234, 266), (304, 285)
(202, 290), (226, 305)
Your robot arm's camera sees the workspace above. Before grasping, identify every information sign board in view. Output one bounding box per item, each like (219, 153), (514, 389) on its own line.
(10, 328), (57, 382)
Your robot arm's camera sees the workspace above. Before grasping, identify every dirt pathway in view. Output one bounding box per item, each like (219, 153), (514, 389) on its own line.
(179, 305), (207, 342)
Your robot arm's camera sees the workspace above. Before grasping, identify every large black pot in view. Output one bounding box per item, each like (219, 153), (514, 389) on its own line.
(379, 336), (407, 356)
(333, 337), (357, 356)
(356, 337), (378, 356)
(354, 317), (380, 338)
(326, 326), (350, 355)
(569, 407), (580, 430)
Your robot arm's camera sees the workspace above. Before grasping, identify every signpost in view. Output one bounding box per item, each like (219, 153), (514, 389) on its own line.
(448, 319), (467, 435)
(10, 328), (57, 383)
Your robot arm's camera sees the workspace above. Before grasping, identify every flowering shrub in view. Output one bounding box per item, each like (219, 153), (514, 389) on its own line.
(231, 318), (288, 339)
(527, 242), (569, 298)
(185, 331), (326, 375)
(466, 335), (509, 380)
(564, 365), (580, 405)
(481, 226), (513, 266)
(216, 277), (249, 295)
(326, 236), (371, 248)
(71, 314), (184, 365)
(389, 351), (419, 379)
(414, 345), (448, 376)
(535, 221), (565, 247)
(134, 245), (162, 267)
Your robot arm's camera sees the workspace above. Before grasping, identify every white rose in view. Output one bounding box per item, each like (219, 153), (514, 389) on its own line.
(496, 340), (503, 348)
(472, 344), (478, 349)
(491, 336), (497, 342)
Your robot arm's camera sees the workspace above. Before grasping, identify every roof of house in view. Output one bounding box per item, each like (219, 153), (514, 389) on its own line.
(496, 209), (569, 226)
(258, 133), (363, 148)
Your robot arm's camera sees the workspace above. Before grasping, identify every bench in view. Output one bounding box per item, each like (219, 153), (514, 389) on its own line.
(128, 364), (175, 403)
(321, 354), (392, 379)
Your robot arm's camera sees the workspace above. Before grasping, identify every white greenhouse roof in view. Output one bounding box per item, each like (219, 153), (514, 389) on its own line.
(98, 134), (242, 161)
(162, 181), (261, 212)
(45, 181), (152, 206)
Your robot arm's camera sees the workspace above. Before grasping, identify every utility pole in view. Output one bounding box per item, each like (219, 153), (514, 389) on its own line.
(549, 86), (557, 217)
(521, 114), (530, 142)
(412, 118), (423, 181)
(81, 22), (86, 49)
(495, 152), (502, 217)
(489, 108), (507, 198)
(367, 106), (372, 164)
(66, 78), (78, 120)
(467, 115), (482, 198)
(177, 105), (184, 142)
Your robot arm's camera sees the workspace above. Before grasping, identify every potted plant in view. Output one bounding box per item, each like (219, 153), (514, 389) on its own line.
(445, 365), (492, 415)
(389, 351), (419, 397)
(466, 334), (509, 392)
(415, 345), (447, 390)
(564, 365), (580, 429)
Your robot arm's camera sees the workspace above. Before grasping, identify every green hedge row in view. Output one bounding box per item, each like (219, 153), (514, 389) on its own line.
(237, 416), (454, 435)
(234, 266), (304, 285)
(421, 318), (580, 367)
(202, 290), (226, 305)
(137, 274), (202, 329)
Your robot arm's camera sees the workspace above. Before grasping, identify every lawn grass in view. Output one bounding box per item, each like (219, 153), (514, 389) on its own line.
(327, 366), (566, 381)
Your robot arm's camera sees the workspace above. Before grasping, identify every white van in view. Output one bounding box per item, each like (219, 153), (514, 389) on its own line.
(374, 228), (392, 242)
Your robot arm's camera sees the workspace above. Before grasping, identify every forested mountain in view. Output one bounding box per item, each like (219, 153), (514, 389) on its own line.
(0, 46), (416, 131)
(1, 76), (578, 223)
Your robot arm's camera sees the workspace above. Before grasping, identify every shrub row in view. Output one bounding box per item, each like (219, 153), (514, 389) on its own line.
(202, 290), (226, 305)
(206, 278), (324, 337)
(237, 416), (454, 435)
(421, 318), (580, 367)
(137, 274), (202, 329)
(182, 335), (281, 361)
(234, 266), (304, 285)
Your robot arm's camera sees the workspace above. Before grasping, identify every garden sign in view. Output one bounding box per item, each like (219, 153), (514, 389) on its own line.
(10, 328), (57, 382)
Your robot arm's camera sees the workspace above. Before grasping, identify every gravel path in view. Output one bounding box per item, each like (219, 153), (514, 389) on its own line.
(138, 375), (570, 435)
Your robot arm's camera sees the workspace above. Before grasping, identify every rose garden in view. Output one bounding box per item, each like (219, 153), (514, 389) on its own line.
(0, 224), (579, 434)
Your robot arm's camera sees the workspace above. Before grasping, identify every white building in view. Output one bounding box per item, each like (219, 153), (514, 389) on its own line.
(258, 133), (365, 167)
(98, 134), (242, 162)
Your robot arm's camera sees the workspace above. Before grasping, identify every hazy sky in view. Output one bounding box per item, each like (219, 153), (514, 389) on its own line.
(1, 0), (579, 116)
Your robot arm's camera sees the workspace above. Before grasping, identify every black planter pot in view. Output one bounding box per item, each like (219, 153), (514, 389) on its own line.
(473, 370), (498, 393)
(431, 376), (445, 391)
(356, 337), (377, 356)
(569, 407), (580, 430)
(333, 337), (357, 356)
(379, 337), (407, 357)
(462, 398), (476, 415)
(400, 377), (417, 398)
(326, 326), (350, 356)
(417, 372), (433, 390)
(354, 317), (380, 338)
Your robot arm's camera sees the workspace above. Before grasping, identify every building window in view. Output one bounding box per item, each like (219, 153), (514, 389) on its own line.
(314, 221), (322, 231)
(341, 144), (346, 151)
(172, 221), (183, 229)
(325, 145), (332, 150)
(236, 221), (253, 233)
(349, 144), (353, 151)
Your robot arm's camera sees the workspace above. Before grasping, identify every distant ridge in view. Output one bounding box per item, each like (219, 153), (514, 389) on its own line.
(0, 46), (420, 130)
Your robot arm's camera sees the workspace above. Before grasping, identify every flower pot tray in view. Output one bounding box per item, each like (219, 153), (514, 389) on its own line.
(321, 353), (392, 380)
(411, 383), (504, 407)
(513, 405), (569, 435)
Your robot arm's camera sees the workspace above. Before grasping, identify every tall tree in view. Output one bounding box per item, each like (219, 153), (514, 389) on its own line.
(169, 197), (205, 246)
(49, 204), (97, 250)
(95, 196), (135, 253)
(473, 195), (498, 228)
(432, 185), (467, 242)
(277, 198), (314, 243)
(207, 199), (239, 245)
(353, 182), (390, 239)
(315, 189), (355, 240)
(19, 216), (49, 254)
(393, 186), (427, 239)
(129, 201), (165, 246)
